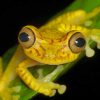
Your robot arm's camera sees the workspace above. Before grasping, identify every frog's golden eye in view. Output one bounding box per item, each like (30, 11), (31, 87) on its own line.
(68, 32), (86, 53)
(18, 27), (35, 48)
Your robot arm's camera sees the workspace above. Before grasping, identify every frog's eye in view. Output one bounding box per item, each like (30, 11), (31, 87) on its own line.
(68, 32), (86, 53)
(18, 27), (35, 48)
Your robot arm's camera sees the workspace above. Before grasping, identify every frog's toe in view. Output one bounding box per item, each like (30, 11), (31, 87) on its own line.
(97, 43), (100, 49)
(85, 45), (95, 57)
(86, 48), (95, 57)
(38, 82), (66, 96)
(51, 90), (57, 97)
(58, 85), (67, 94)
(48, 84), (66, 96)
(41, 88), (57, 97)
(38, 86), (56, 97)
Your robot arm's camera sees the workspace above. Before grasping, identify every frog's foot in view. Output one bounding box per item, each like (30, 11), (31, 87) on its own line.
(36, 65), (66, 96)
(0, 86), (21, 100)
(97, 43), (100, 49)
(85, 44), (95, 57)
(37, 81), (67, 97)
(85, 29), (100, 57)
(85, 40), (100, 57)
(90, 29), (100, 49)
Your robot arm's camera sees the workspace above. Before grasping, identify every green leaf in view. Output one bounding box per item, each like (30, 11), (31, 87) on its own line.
(1, 0), (100, 100)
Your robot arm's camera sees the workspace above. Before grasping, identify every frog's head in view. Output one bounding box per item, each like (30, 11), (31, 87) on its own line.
(18, 25), (86, 65)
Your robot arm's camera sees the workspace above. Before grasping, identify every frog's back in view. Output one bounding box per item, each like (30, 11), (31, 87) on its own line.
(39, 9), (84, 40)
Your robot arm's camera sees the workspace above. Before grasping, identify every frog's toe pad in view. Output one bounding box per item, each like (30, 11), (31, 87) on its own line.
(49, 90), (56, 97)
(58, 85), (67, 94)
(49, 85), (66, 97)
(85, 46), (95, 57)
(97, 43), (100, 49)
(38, 82), (67, 97)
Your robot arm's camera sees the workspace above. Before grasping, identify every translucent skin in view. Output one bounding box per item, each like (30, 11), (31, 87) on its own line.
(0, 7), (100, 99)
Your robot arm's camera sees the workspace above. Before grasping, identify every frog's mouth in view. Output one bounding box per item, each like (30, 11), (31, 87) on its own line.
(25, 48), (78, 65)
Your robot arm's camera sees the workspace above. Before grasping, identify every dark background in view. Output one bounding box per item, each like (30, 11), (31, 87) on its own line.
(0, 0), (100, 100)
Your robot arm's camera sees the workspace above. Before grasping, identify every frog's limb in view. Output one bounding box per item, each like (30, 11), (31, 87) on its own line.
(43, 7), (100, 29)
(0, 45), (25, 100)
(0, 45), (25, 91)
(84, 7), (100, 26)
(97, 43), (100, 49)
(41, 10), (87, 29)
(0, 57), (3, 77)
(0, 86), (21, 100)
(42, 65), (66, 94)
(85, 42), (95, 57)
(85, 28), (100, 57)
(16, 59), (66, 96)
(80, 6), (100, 25)
(42, 65), (64, 82)
(86, 7), (100, 20)
(91, 29), (100, 49)
(37, 65), (66, 94)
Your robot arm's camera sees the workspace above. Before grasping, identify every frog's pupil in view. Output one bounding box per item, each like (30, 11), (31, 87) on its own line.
(75, 38), (85, 47)
(19, 32), (29, 42)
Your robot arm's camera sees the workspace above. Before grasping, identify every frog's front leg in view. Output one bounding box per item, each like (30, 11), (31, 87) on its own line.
(16, 58), (66, 97)
(91, 29), (100, 49)
(85, 29), (100, 57)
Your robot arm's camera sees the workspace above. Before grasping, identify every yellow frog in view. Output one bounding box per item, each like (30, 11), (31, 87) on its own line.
(0, 7), (100, 100)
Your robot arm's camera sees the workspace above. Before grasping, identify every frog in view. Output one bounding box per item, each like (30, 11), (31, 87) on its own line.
(0, 6), (100, 99)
